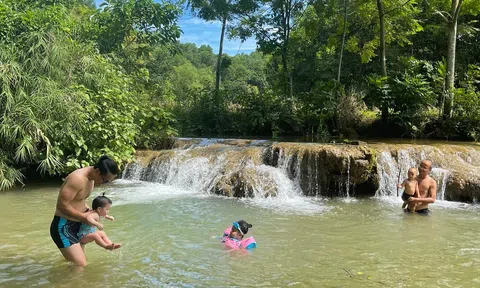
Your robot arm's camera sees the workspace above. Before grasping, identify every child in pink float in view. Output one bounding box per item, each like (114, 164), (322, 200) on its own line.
(222, 220), (257, 250)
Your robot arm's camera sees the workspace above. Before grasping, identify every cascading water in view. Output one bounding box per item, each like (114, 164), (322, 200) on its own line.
(375, 148), (452, 200)
(376, 149), (417, 197)
(430, 168), (451, 201)
(123, 139), (480, 203)
(345, 156), (351, 198)
(122, 145), (326, 213)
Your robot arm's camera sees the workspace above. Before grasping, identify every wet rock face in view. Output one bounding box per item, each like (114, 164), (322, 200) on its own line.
(372, 143), (480, 202)
(446, 175), (480, 202)
(263, 144), (378, 197)
(125, 138), (480, 202)
(212, 171), (254, 198)
(211, 169), (278, 198)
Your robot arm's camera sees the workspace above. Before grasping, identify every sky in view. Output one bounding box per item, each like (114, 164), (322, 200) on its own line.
(94, 1), (257, 55)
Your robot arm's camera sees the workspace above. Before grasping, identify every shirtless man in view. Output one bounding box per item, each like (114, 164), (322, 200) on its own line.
(407, 160), (437, 214)
(49, 155), (118, 266)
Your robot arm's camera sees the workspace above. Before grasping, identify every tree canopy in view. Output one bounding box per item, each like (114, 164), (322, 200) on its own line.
(1, 0), (479, 189)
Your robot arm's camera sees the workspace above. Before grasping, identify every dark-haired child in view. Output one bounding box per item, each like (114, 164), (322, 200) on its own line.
(78, 194), (121, 250)
(222, 220), (256, 250)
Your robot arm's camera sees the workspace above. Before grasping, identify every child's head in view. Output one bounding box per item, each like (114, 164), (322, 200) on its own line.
(92, 193), (112, 217)
(407, 167), (417, 180)
(231, 220), (253, 240)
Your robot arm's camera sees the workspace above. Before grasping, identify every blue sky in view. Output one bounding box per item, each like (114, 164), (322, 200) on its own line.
(94, 1), (256, 55)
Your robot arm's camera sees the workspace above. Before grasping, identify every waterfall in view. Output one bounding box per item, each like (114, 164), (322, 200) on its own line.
(375, 151), (399, 197)
(123, 146), (306, 199)
(122, 139), (480, 202)
(345, 156), (351, 198)
(375, 148), (452, 200)
(430, 168), (451, 201)
(376, 149), (417, 197)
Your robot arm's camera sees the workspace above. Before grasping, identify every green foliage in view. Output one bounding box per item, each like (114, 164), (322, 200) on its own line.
(188, 0), (258, 22)
(366, 75), (391, 112)
(336, 91), (379, 138)
(0, 0), (179, 189)
(1, 0), (480, 190)
(93, 0), (181, 54)
(453, 65), (480, 141)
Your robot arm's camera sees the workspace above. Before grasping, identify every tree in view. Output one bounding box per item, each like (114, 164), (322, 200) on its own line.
(358, 0), (421, 123)
(0, 0), (179, 189)
(377, 0), (388, 123)
(431, 0), (463, 118)
(422, 0), (480, 118)
(94, 0), (181, 54)
(435, 0), (477, 117)
(337, 0), (348, 83)
(188, 0), (258, 99)
(233, 0), (306, 99)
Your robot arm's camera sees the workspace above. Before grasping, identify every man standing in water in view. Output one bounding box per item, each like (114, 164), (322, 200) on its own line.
(407, 160), (437, 214)
(50, 155), (118, 266)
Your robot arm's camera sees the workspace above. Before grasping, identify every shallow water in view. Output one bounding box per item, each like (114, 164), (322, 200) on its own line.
(1, 180), (480, 287)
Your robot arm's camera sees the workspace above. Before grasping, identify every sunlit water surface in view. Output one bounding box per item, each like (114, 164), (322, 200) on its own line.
(1, 180), (480, 287)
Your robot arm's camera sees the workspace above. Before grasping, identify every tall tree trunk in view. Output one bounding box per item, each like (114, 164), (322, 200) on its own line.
(337, 0), (348, 83)
(215, 16), (227, 101)
(443, 0), (463, 118)
(377, 0), (388, 124)
(286, 0), (292, 101)
(280, 1), (290, 99)
(282, 49), (289, 98)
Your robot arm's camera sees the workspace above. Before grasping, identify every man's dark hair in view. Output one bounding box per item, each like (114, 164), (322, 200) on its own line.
(92, 194), (112, 210)
(94, 155), (119, 175)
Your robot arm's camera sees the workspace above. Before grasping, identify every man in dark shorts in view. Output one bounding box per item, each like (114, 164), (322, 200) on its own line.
(407, 160), (437, 214)
(50, 155), (118, 266)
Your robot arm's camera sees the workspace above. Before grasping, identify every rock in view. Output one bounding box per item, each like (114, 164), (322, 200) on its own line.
(446, 174), (480, 202)
(127, 139), (480, 202)
(211, 169), (277, 198)
(343, 140), (368, 145)
(212, 171), (254, 198)
(268, 143), (378, 197)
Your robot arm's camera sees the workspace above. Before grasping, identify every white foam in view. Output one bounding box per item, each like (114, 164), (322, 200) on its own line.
(374, 195), (480, 211)
(101, 181), (202, 206)
(239, 196), (328, 215)
(104, 178), (328, 215)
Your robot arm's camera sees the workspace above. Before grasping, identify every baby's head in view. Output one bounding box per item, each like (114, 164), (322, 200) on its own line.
(230, 220), (253, 240)
(92, 194), (112, 217)
(407, 167), (417, 180)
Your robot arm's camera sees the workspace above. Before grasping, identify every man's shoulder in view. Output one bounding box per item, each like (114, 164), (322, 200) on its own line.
(65, 171), (89, 187)
(426, 175), (437, 184)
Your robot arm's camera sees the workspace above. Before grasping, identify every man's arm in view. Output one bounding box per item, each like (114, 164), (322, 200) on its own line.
(56, 177), (87, 222)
